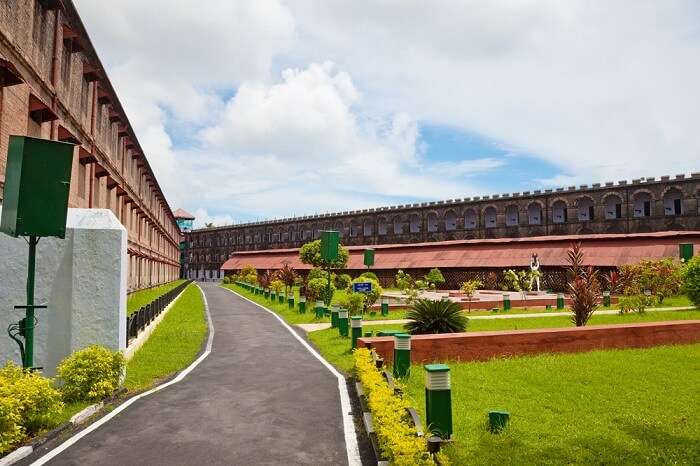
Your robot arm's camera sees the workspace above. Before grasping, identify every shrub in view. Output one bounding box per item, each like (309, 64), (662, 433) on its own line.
(334, 273), (352, 290)
(337, 292), (366, 315)
(0, 362), (64, 453)
(459, 279), (482, 313)
(57, 345), (125, 402)
(619, 258), (683, 303)
(682, 255), (700, 308)
(359, 271), (379, 282)
(307, 267), (329, 282)
(395, 270), (414, 291)
(306, 277), (335, 304)
(567, 242), (601, 327)
(222, 276), (231, 284)
(258, 270), (275, 289)
(299, 239), (349, 269)
(423, 268), (445, 290)
(270, 279), (285, 295)
(354, 349), (438, 465)
(618, 294), (659, 314)
(405, 299), (469, 334)
(350, 277), (383, 311)
(277, 263), (299, 295)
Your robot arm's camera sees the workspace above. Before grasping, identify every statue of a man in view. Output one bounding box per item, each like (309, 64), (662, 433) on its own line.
(530, 253), (541, 292)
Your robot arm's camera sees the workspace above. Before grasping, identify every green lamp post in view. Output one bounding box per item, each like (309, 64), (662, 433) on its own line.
(393, 333), (411, 378)
(425, 364), (452, 439)
(351, 316), (362, 349)
(338, 309), (349, 337)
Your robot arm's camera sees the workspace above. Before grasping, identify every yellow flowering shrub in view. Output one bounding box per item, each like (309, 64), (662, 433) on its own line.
(354, 348), (442, 466)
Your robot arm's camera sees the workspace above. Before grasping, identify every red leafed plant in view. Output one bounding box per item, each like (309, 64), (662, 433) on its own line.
(277, 263), (299, 295)
(258, 269), (275, 289)
(567, 242), (601, 327)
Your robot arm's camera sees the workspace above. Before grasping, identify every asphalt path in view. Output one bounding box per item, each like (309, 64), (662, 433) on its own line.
(27, 283), (355, 465)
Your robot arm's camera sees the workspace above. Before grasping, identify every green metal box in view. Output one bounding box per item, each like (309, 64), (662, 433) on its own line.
(320, 230), (339, 262)
(363, 248), (375, 267)
(679, 243), (694, 262)
(1, 136), (75, 238)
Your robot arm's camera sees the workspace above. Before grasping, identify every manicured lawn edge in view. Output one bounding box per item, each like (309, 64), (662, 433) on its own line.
(127, 279), (188, 315)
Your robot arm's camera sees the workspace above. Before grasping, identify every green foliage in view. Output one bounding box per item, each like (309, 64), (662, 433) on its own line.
(270, 279), (285, 294)
(395, 270), (414, 291)
(0, 362), (64, 453)
(682, 255), (700, 308)
(337, 292), (366, 315)
(335, 273), (352, 290)
(423, 268), (445, 290)
(298, 239), (349, 269)
(618, 294), (659, 314)
(306, 277), (335, 304)
(350, 277), (383, 311)
(460, 279), (482, 312)
(619, 258), (683, 303)
(307, 267), (329, 282)
(222, 275), (231, 284)
(566, 242), (601, 327)
(405, 299), (469, 334)
(354, 349), (439, 465)
(277, 263), (299, 295)
(414, 279), (428, 291)
(57, 345), (125, 402)
(359, 271), (379, 282)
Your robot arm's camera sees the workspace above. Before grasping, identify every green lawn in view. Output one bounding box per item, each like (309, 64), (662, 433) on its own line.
(124, 283), (208, 390)
(403, 344), (700, 465)
(127, 279), (187, 315)
(221, 283), (408, 323)
(308, 309), (700, 373)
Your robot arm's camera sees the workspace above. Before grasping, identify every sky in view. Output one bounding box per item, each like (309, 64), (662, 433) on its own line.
(73, 0), (700, 228)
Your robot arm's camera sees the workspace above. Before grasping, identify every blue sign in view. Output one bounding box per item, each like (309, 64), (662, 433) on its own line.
(352, 282), (373, 293)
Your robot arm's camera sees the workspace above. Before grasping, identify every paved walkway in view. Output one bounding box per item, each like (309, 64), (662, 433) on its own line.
(27, 284), (354, 465)
(296, 306), (695, 333)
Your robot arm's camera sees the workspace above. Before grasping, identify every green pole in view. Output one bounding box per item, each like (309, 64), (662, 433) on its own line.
(271, 290), (276, 302)
(299, 297), (306, 314)
(556, 293), (565, 310)
(278, 292), (285, 304)
(351, 316), (362, 349)
(502, 293), (511, 311)
(315, 300), (325, 319)
(331, 305), (339, 328)
(603, 290), (611, 307)
(24, 236), (37, 368)
(326, 268), (332, 306)
(425, 364), (452, 439)
(338, 309), (349, 337)
(381, 297), (389, 316)
(393, 333), (411, 378)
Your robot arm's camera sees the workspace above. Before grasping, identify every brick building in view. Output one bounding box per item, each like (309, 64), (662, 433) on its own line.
(0, 0), (180, 290)
(186, 175), (700, 279)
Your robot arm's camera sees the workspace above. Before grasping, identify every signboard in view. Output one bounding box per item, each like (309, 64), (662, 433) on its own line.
(363, 248), (375, 267)
(352, 282), (373, 293)
(320, 230), (339, 262)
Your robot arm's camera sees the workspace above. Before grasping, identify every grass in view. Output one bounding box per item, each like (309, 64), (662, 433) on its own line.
(124, 283), (207, 391)
(221, 283), (408, 324)
(127, 279), (187, 315)
(308, 309), (700, 374)
(403, 343), (700, 465)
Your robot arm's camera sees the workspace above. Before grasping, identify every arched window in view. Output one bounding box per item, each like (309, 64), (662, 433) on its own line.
(633, 192), (652, 218)
(484, 206), (497, 228)
(427, 212), (438, 232)
(350, 221), (362, 237)
(393, 216), (405, 235)
(506, 205), (519, 226)
(409, 214), (421, 233)
(663, 188), (683, 216)
(464, 209), (477, 229)
(577, 197), (594, 221)
(604, 195), (623, 219)
(527, 203), (542, 225)
(444, 210), (457, 231)
(363, 219), (373, 236)
(378, 218), (388, 236)
(552, 200), (567, 223)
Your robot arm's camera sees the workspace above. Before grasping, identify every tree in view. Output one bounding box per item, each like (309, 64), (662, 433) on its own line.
(405, 299), (469, 334)
(298, 240), (349, 269)
(334, 273), (352, 290)
(424, 268), (445, 290)
(306, 277), (335, 304)
(566, 242), (601, 326)
(459, 279), (482, 313)
(503, 269), (537, 307)
(681, 255), (700, 308)
(277, 263), (299, 296)
(337, 293), (366, 316)
(350, 277), (383, 312)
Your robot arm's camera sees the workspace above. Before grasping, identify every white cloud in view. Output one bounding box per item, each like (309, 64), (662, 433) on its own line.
(192, 209), (234, 229)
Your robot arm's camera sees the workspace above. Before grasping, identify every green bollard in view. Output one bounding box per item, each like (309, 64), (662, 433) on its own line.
(381, 297), (389, 316)
(271, 291), (276, 302)
(288, 295), (295, 309)
(338, 309), (349, 337)
(488, 410), (510, 433)
(264, 289), (270, 299)
(298, 296), (306, 313)
(315, 300), (325, 319)
(331, 305), (339, 328)
(603, 290), (611, 307)
(502, 293), (511, 311)
(393, 333), (411, 378)
(425, 364), (452, 439)
(351, 316), (362, 349)
(556, 293), (565, 310)
(279, 292), (285, 304)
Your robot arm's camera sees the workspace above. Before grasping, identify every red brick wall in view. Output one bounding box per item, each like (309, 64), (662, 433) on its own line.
(358, 320), (700, 364)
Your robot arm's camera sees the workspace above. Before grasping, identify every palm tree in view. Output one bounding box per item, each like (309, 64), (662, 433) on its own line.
(405, 299), (469, 334)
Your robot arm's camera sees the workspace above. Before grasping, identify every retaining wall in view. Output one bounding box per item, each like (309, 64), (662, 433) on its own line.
(358, 320), (700, 364)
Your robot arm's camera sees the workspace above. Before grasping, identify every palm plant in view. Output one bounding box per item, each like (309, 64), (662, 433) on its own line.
(258, 269), (275, 289)
(405, 299), (469, 334)
(566, 242), (601, 326)
(277, 263), (299, 296)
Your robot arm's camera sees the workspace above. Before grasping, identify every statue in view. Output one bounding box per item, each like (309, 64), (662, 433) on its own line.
(530, 253), (541, 292)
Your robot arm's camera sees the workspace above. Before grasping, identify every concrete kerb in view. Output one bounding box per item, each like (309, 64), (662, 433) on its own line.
(221, 287), (362, 466)
(123, 283), (192, 360)
(29, 284), (214, 466)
